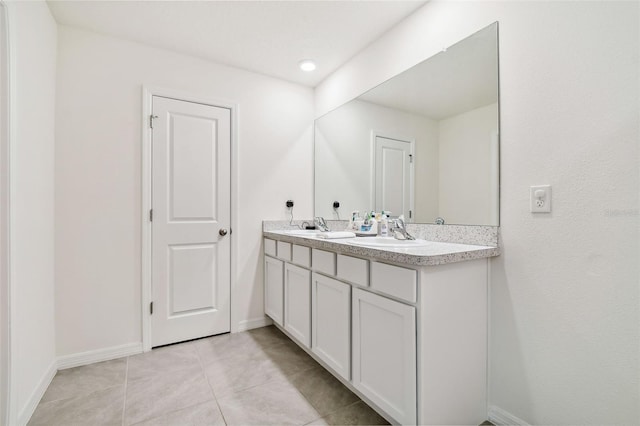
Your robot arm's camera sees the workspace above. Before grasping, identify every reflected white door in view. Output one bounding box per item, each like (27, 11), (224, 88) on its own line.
(374, 136), (414, 221)
(151, 96), (231, 347)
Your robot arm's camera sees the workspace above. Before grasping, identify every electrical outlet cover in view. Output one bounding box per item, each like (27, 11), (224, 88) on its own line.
(530, 185), (551, 213)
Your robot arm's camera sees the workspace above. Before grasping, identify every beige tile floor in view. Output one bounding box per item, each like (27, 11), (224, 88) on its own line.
(29, 326), (389, 426)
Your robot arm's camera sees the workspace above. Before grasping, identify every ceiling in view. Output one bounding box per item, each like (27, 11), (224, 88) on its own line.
(47, 0), (427, 87)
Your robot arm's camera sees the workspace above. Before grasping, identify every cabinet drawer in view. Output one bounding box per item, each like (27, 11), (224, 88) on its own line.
(337, 254), (368, 286)
(264, 238), (276, 257)
(276, 241), (292, 261)
(312, 249), (336, 276)
(370, 262), (417, 303)
(292, 244), (311, 268)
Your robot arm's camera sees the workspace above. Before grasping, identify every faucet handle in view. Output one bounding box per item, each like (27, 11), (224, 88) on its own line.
(314, 216), (330, 232)
(389, 216), (415, 240)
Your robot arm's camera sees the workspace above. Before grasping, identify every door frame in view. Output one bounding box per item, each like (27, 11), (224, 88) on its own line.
(369, 130), (415, 221)
(0, 1), (15, 424)
(141, 86), (238, 352)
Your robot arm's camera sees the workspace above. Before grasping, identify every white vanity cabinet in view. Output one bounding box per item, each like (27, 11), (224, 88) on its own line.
(283, 263), (311, 347)
(311, 272), (351, 380)
(352, 287), (416, 425)
(264, 254), (284, 326)
(263, 236), (490, 426)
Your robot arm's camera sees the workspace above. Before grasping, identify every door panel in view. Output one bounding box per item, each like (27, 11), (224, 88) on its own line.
(152, 96), (231, 347)
(381, 147), (403, 213)
(170, 113), (217, 221)
(375, 136), (413, 220)
(169, 244), (216, 315)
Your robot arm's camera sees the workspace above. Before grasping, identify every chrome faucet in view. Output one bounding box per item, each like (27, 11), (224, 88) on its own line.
(390, 216), (415, 240)
(314, 217), (330, 232)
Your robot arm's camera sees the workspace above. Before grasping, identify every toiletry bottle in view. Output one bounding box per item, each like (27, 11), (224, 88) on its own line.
(349, 210), (360, 231)
(380, 214), (389, 237)
(370, 217), (378, 235)
(361, 212), (371, 232)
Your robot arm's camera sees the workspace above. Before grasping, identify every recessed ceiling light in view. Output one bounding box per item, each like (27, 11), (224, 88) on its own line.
(298, 60), (316, 72)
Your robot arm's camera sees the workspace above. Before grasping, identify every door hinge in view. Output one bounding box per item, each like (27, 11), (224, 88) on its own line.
(409, 210), (412, 219)
(149, 209), (153, 222)
(409, 154), (413, 163)
(150, 301), (154, 315)
(149, 115), (158, 129)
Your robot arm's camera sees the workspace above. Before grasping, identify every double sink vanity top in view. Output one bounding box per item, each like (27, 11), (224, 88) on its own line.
(263, 229), (500, 266)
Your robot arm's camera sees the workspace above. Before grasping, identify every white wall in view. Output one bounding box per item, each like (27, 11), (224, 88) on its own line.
(439, 103), (498, 226)
(7, 1), (58, 423)
(316, 1), (639, 424)
(55, 26), (314, 356)
(315, 99), (438, 221)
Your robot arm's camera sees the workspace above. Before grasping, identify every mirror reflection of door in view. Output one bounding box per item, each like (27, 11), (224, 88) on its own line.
(373, 136), (415, 222)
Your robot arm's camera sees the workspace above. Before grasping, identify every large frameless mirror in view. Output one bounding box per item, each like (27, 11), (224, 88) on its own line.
(314, 22), (499, 226)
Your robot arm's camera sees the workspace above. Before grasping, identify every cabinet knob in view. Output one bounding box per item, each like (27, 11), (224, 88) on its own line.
(219, 228), (228, 236)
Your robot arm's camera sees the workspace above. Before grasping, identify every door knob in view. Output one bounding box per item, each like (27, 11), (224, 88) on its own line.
(219, 229), (228, 236)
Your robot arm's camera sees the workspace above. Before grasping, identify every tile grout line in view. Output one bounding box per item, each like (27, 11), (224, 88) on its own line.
(211, 333), (326, 424)
(214, 360), (320, 401)
(282, 367), (330, 425)
(199, 334), (290, 365)
(125, 345), (213, 425)
(193, 331), (291, 397)
(197, 329), (316, 423)
(121, 356), (129, 426)
(303, 400), (366, 426)
(267, 328), (387, 425)
(194, 341), (229, 425)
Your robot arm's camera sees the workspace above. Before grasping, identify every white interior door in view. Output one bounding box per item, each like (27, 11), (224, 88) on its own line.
(374, 136), (414, 221)
(151, 96), (231, 347)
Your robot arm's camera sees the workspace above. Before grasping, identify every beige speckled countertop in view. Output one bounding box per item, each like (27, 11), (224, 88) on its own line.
(264, 230), (500, 266)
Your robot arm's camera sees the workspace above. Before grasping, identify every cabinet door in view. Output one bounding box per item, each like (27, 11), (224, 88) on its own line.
(284, 263), (311, 347)
(264, 256), (284, 326)
(352, 288), (416, 425)
(311, 273), (351, 380)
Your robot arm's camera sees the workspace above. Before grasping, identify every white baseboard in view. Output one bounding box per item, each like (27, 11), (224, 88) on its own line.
(235, 316), (272, 332)
(57, 342), (143, 370)
(17, 359), (57, 426)
(488, 406), (530, 426)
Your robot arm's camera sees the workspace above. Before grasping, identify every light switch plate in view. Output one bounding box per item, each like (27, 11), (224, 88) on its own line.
(530, 185), (551, 213)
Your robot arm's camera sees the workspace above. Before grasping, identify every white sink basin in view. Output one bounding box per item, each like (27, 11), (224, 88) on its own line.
(348, 237), (431, 248)
(281, 229), (320, 236)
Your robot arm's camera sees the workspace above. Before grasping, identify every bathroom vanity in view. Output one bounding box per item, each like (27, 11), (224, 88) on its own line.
(262, 225), (499, 425)
(264, 21), (501, 425)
